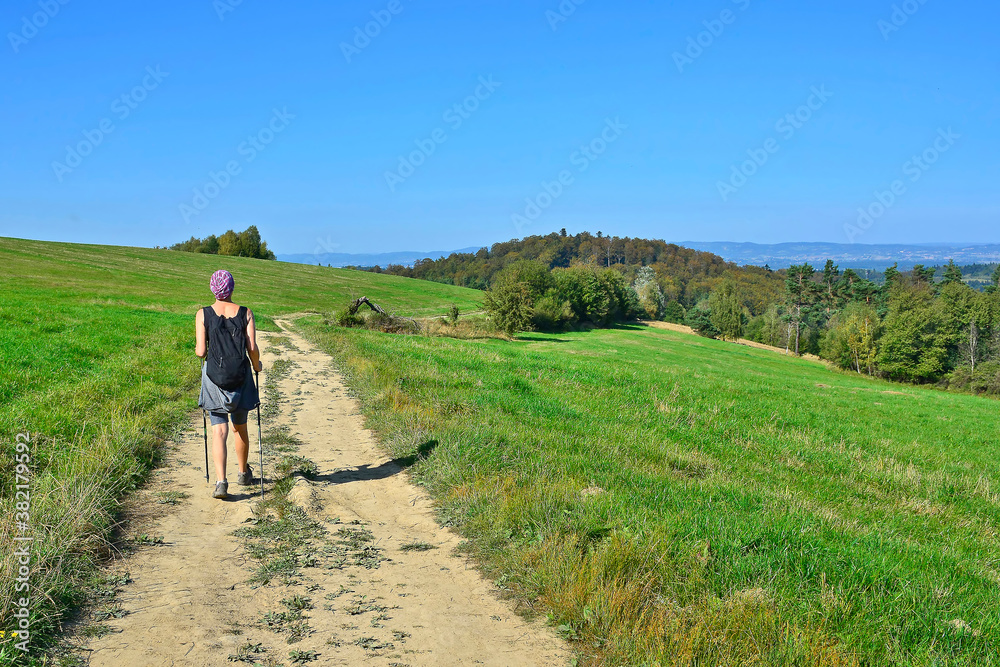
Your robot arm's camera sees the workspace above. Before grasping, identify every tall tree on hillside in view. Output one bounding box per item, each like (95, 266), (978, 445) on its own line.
(482, 264), (543, 335)
(784, 264), (817, 355)
(937, 280), (977, 352)
(633, 266), (665, 319)
(959, 291), (994, 377)
(662, 300), (686, 324)
(820, 302), (880, 375)
(822, 260), (840, 314)
(200, 234), (220, 254)
(685, 301), (719, 338)
(988, 265), (1000, 294)
(238, 226), (263, 257)
(217, 230), (240, 256)
(855, 277), (881, 308)
(836, 268), (860, 304)
(171, 236), (201, 252)
(235, 225), (276, 260)
(911, 264), (937, 287)
(941, 259), (963, 286)
(884, 263), (902, 286)
(709, 280), (745, 341)
(843, 303), (880, 375)
(877, 281), (948, 382)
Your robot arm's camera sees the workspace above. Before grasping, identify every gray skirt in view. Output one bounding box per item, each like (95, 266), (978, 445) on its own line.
(198, 362), (260, 413)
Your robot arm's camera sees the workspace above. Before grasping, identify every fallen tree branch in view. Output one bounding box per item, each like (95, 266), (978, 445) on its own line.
(348, 296), (386, 316)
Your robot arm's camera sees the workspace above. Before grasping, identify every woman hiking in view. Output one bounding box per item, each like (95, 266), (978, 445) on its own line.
(195, 269), (262, 499)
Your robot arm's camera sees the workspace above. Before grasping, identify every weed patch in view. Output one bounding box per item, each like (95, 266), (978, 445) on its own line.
(154, 491), (189, 505)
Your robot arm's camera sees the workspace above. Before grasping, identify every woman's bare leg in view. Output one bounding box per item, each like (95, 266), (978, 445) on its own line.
(213, 422), (229, 481)
(233, 423), (251, 473)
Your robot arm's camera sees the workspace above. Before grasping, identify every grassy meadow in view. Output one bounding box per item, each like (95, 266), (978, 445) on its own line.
(2, 236), (999, 666)
(298, 318), (1000, 666)
(0, 237), (481, 662)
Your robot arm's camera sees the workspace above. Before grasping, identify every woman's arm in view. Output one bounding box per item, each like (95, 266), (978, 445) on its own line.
(246, 309), (262, 372)
(195, 308), (207, 359)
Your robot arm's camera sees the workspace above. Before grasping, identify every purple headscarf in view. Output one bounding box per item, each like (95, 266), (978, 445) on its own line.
(210, 270), (235, 301)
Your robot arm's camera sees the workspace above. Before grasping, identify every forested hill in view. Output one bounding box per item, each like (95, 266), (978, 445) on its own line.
(368, 230), (778, 307)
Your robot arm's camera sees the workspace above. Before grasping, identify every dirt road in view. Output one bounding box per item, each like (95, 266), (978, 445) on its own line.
(643, 320), (822, 361)
(81, 323), (569, 666)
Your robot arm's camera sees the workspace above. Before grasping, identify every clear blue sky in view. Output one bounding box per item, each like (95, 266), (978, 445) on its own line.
(1, 0), (997, 254)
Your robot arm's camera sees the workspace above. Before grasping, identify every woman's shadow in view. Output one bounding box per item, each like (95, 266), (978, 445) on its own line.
(313, 440), (438, 485)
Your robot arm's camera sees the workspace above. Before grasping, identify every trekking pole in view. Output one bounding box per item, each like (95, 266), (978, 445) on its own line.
(256, 370), (264, 500)
(202, 410), (210, 483)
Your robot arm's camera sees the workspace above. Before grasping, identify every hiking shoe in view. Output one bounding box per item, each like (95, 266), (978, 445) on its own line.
(212, 481), (229, 499)
(237, 466), (254, 487)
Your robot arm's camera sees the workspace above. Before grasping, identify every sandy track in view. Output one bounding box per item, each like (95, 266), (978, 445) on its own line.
(82, 323), (569, 666)
(643, 320), (822, 361)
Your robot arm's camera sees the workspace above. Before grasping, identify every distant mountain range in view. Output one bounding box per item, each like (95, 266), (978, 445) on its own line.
(279, 241), (1000, 272)
(679, 242), (1000, 270)
(278, 248), (480, 268)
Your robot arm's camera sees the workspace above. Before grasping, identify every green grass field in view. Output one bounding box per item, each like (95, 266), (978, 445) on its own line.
(298, 319), (1000, 666)
(0, 237), (481, 663)
(2, 237), (998, 666)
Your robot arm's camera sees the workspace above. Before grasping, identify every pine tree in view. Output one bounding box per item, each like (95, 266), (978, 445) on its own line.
(911, 264), (937, 285)
(988, 265), (1000, 294)
(784, 264), (817, 355)
(822, 260), (840, 313)
(662, 300), (686, 324)
(685, 303), (719, 338)
(941, 259), (963, 285)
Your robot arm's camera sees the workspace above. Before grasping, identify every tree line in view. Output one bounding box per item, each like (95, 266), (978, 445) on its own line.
(170, 225), (276, 260)
(359, 229), (1000, 394)
(368, 230), (784, 316)
(482, 260), (643, 334)
(692, 260), (1000, 394)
